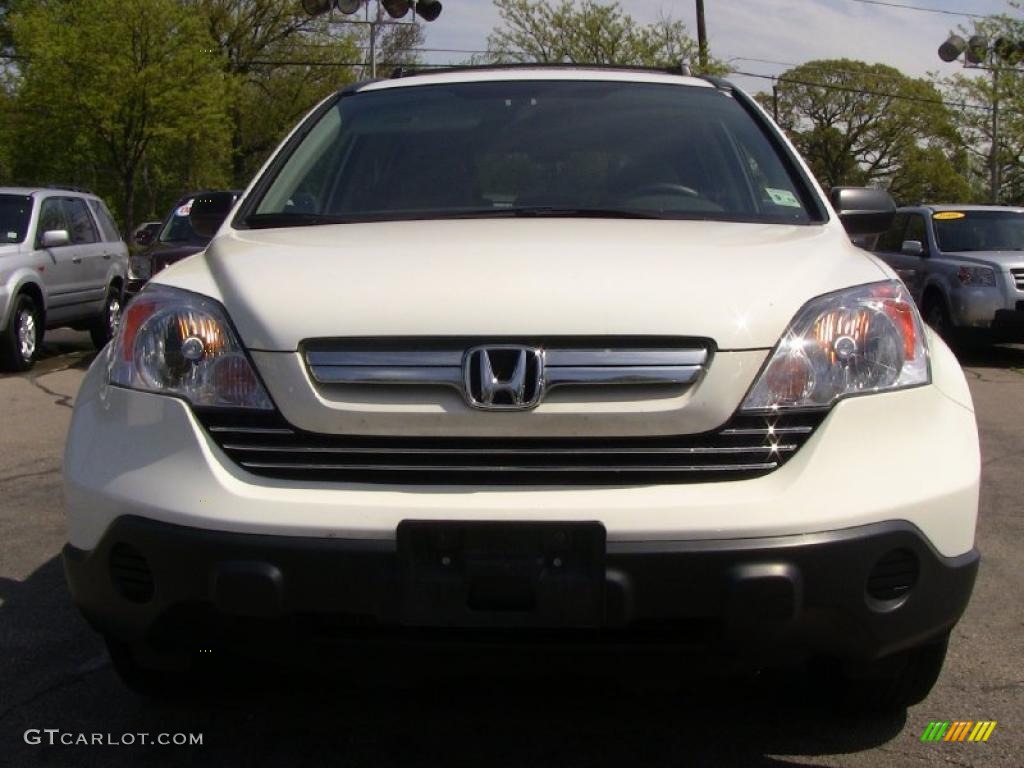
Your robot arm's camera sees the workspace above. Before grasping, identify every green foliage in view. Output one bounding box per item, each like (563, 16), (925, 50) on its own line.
(6, 0), (232, 232)
(761, 59), (968, 204)
(486, 0), (725, 74)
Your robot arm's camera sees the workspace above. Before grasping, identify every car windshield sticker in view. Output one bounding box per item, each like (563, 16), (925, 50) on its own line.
(933, 211), (966, 220)
(175, 199), (195, 217)
(766, 188), (801, 207)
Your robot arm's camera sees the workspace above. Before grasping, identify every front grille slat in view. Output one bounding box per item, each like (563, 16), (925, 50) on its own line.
(196, 408), (825, 486)
(1011, 268), (1024, 290)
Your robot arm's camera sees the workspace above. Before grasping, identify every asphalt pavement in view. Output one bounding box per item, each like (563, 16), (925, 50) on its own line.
(0, 330), (1021, 767)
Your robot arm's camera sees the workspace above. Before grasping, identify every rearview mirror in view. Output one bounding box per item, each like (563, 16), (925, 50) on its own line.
(189, 192), (237, 239)
(901, 239), (925, 257)
(830, 187), (896, 237)
(41, 229), (70, 248)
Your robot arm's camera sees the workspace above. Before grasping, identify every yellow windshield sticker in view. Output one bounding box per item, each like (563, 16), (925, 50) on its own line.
(933, 211), (966, 220)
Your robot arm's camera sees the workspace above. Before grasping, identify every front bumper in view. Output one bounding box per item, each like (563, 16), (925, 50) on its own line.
(64, 515), (978, 663)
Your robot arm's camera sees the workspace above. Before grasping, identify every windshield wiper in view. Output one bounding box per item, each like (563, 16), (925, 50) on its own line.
(244, 212), (355, 229)
(433, 206), (667, 220)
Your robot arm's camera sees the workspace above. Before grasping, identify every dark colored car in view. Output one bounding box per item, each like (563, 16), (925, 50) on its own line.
(126, 192), (239, 297)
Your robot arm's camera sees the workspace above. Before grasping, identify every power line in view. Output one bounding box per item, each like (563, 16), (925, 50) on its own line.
(731, 68), (993, 111)
(840, 0), (989, 19)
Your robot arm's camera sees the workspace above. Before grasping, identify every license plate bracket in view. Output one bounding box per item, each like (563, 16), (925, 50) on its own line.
(397, 521), (606, 628)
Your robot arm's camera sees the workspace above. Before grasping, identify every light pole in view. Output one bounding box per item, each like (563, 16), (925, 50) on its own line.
(301, 0), (442, 78)
(938, 34), (1023, 204)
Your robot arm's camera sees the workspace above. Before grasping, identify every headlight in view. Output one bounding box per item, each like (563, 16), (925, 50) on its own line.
(742, 281), (929, 411)
(128, 254), (151, 280)
(956, 266), (996, 286)
(108, 285), (273, 409)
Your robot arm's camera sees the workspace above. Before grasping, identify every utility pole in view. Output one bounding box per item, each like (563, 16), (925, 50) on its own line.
(772, 80), (779, 121)
(696, 0), (708, 72)
(989, 66), (1001, 204)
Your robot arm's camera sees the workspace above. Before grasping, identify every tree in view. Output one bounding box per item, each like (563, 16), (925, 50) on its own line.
(486, 0), (723, 73)
(190, 1), (421, 185)
(762, 59), (969, 204)
(938, 13), (1024, 204)
(8, 0), (232, 233)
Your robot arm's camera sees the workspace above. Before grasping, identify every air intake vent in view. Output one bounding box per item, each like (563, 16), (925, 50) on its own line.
(867, 548), (919, 601)
(109, 543), (154, 603)
(195, 408), (826, 486)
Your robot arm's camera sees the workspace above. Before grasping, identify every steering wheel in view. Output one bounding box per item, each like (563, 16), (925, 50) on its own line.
(622, 182), (700, 199)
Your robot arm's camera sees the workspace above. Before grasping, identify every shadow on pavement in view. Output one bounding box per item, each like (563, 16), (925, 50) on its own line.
(0, 555), (907, 767)
(953, 341), (1024, 370)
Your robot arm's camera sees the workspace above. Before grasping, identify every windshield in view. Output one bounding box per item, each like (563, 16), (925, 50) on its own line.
(158, 198), (208, 245)
(933, 210), (1024, 252)
(0, 194), (32, 244)
(249, 80), (818, 226)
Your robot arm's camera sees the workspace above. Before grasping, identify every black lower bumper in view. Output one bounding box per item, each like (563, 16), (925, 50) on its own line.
(63, 516), (978, 663)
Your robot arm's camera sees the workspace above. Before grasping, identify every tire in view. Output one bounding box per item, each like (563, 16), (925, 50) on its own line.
(105, 637), (207, 699)
(921, 294), (953, 344)
(818, 632), (950, 713)
(89, 284), (123, 349)
(0, 294), (42, 372)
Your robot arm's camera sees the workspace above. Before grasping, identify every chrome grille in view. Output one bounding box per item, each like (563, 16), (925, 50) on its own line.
(196, 408), (826, 486)
(1011, 268), (1024, 291)
(304, 342), (709, 392)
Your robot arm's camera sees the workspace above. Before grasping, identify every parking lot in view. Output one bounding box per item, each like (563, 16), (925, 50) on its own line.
(0, 331), (1021, 767)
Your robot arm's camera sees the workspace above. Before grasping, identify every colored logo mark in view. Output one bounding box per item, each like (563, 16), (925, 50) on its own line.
(921, 721), (996, 742)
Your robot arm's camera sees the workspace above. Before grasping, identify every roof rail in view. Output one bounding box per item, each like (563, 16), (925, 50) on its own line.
(33, 184), (94, 195)
(389, 61), (701, 79)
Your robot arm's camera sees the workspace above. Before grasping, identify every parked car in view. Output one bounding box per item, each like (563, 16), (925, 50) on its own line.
(0, 186), (128, 371)
(64, 67), (979, 710)
(127, 192), (239, 298)
(874, 205), (1024, 343)
(131, 221), (162, 250)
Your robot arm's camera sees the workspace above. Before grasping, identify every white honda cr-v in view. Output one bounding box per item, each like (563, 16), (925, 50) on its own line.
(63, 67), (979, 708)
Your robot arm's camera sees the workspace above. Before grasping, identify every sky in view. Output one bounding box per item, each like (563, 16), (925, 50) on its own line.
(406, 0), (1016, 91)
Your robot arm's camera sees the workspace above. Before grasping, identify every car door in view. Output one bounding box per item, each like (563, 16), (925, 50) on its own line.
(33, 196), (90, 323)
(873, 212), (915, 288)
(85, 197), (128, 290)
(61, 196), (108, 315)
(898, 213), (931, 300)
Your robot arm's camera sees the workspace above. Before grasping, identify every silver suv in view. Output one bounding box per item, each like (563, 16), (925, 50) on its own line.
(0, 187), (129, 371)
(873, 205), (1024, 343)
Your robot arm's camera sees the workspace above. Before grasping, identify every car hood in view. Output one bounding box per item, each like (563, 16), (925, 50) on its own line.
(156, 218), (887, 351)
(145, 241), (206, 266)
(940, 249), (1024, 267)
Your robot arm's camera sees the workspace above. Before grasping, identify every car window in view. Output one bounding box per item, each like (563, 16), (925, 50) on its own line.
(903, 215), (927, 248)
(37, 197), (71, 245)
(88, 198), (121, 242)
(158, 198), (209, 245)
(252, 81), (819, 225)
(875, 213), (908, 252)
(62, 198), (100, 244)
(932, 210), (1024, 252)
(0, 194), (32, 244)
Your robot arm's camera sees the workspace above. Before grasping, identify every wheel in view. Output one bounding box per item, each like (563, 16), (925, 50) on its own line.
(0, 294), (42, 372)
(89, 285), (123, 349)
(817, 632), (950, 713)
(105, 637), (207, 699)
(922, 295), (953, 342)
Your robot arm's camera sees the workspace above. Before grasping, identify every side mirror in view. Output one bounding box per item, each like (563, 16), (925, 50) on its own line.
(830, 187), (896, 237)
(189, 192), (237, 239)
(134, 230), (154, 247)
(41, 229), (70, 248)
(901, 239), (925, 257)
